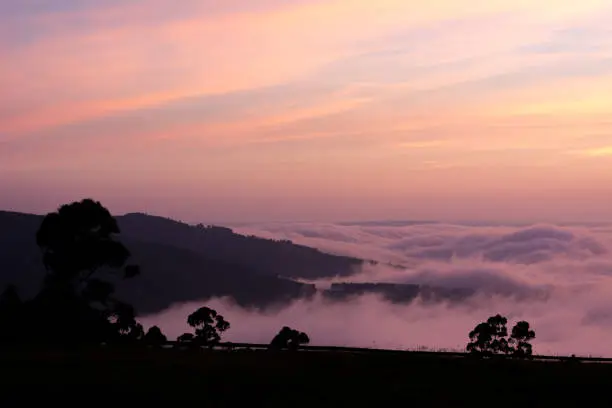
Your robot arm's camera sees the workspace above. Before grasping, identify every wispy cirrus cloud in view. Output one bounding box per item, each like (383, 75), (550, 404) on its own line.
(2, 1), (612, 221)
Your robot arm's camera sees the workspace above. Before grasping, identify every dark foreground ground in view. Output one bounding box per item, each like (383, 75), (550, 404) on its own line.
(1, 347), (611, 407)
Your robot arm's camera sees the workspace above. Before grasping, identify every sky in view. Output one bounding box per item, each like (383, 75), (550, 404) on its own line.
(1, 0), (612, 223)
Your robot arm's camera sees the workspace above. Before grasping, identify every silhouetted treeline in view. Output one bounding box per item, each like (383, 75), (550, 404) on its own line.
(0, 199), (315, 350)
(0, 199), (542, 358)
(324, 282), (475, 303)
(0, 199), (236, 347)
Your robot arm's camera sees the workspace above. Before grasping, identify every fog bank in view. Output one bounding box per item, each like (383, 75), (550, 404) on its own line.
(142, 221), (612, 356)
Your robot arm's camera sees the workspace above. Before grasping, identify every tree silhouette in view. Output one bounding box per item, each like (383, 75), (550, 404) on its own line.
(36, 199), (138, 289)
(0, 284), (21, 313)
(270, 326), (310, 350)
(177, 333), (194, 343)
(144, 326), (167, 346)
(467, 314), (510, 356)
(108, 301), (144, 343)
(509, 321), (536, 358)
(186, 307), (230, 347)
(81, 279), (115, 305)
(32, 199), (141, 345)
(0, 284), (23, 343)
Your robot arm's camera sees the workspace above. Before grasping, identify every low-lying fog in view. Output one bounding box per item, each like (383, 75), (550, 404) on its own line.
(141, 222), (612, 357)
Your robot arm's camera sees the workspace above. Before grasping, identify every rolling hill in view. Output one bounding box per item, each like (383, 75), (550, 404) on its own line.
(0, 211), (358, 314)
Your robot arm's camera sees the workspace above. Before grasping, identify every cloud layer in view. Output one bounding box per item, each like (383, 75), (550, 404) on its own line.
(142, 221), (612, 357)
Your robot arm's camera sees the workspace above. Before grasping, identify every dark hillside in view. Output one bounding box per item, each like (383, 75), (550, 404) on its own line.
(0, 211), (349, 312)
(117, 239), (316, 313)
(118, 212), (363, 279)
(0, 210), (535, 314)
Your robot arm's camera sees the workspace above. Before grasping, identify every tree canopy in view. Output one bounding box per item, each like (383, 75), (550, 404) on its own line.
(467, 314), (509, 355)
(510, 321), (536, 357)
(270, 326), (310, 350)
(182, 306), (230, 347)
(467, 315), (536, 358)
(36, 198), (139, 286)
(0, 284), (23, 343)
(144, 326), (168, 346)
(0, 198), (157, 346)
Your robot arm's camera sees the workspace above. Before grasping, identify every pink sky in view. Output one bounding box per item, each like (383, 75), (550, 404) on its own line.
(1, 1), (612, 222)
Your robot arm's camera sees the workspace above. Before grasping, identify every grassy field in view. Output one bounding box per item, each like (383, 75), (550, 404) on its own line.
(1, 347), (611, 406)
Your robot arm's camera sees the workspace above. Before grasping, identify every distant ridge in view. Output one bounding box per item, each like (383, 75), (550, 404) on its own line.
(338, 220), (440, 227)
(0, 210), (363, 314)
